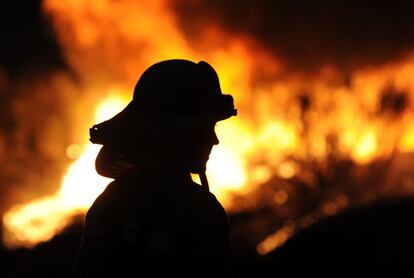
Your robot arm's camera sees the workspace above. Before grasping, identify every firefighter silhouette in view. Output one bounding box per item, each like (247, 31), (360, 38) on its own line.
(71, 59), (238, 277)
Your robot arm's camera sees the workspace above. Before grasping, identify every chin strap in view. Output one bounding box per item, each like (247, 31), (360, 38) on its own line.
(199, 172), (210, 192)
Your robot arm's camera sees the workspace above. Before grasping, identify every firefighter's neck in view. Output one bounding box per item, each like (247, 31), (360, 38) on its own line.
(131, 162), (192, 181)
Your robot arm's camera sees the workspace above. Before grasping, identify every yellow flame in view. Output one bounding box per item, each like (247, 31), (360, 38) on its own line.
(352, 129), (378, 164)
(207, 119), (253, 196)
(400, 119), (414, 152)
(2, 96), (126, 249)
(2, 93), (249, 248)
(6, 0), (414, 252)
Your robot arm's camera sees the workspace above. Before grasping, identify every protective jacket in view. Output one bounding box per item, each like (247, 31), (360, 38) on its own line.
(72, 169), (236, 277)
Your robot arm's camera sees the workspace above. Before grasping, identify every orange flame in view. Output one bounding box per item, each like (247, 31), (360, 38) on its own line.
(4, 0), (414, 252)
(2, 96), (125, 248)
(2, 92), (251, 248)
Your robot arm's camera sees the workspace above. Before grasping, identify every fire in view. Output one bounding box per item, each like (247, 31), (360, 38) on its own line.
(2, 96), (125, 248)
(352, 128), (378, 164)
(2, 92), (248, 249)
(257, 220), (296, 255)
(4, 0), (414, 254)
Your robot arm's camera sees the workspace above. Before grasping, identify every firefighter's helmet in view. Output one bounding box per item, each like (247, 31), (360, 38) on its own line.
(90, 59), (236, 145)
(89, 59), (237, 179)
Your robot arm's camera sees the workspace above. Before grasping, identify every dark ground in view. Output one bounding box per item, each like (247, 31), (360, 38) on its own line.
(1, 197), (414, 278)
(262, 197), (414, 278)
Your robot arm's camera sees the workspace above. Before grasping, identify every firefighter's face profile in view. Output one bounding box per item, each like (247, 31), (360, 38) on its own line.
(185, 123), (219, 173)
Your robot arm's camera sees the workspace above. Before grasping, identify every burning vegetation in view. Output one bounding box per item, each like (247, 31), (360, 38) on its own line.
(2, 0), (414, 260)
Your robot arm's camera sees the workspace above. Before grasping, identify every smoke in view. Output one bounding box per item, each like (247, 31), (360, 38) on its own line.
(172, 0), (414, 71)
